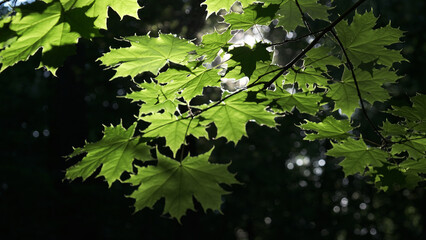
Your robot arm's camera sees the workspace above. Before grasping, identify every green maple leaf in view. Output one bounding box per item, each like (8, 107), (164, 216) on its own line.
(224, 3), (279, 31)
(249, 61), (283, 87)
(66, 122), (152, 186)
(303, 46), (342, 70)
(335, 11), (404, 67)
(0, 1), (99, 74)
(141, 113), (208, 155)
(265, 87), (322, 115)
(391, 138), (426, 160)
(389, 94), (426, 123)
(276, 0), (330, 31)
(72, 0), (141, 29)
(125, 82), (179, 116)
(99, 34), (197, 79)
(327, 68), (399, 117)
(156, 63), (222, 101)
(201, 0), (255, 17)
(300, 116), (352, 141)
(284, 67), (329, 91)
(199, 30), (233, 62)
(126, 149), (239, 221)
(380, 120), (407, 137)
(228, 44), (271, 77)
(201, 91), (276, 143)
(389, 94), (426, 132)
(399, 158), (426, 188)
(328, 138), (388, 176)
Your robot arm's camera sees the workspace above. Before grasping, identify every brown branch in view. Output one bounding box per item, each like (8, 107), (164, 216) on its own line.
(330, 29), (388, 145)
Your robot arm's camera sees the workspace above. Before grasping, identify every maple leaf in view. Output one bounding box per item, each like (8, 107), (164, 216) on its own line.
(276, 0), (330, 31)
(303, 46), (342, 70)
(391, 138), (426, 160)
(300, 116), (352, 141)
(265, 87), (322, 115)
(228, 44), (271, 77)
(66, 122), (152, 186)
(224, 3), (279, 31)
(0, 1), (99, 74)
(72, 0), (141, 29)
(201, 91), (276, 143)
(198, 30), (233, 62)
(284, 67), (329, 91)
(389, 94), (426, 123)
(389, 95), (426, 132)
(126, 149), (239, 221)
(201, 0), (256, 17)
(141, 113), (208, 156)
(335, 11), (404, 67)
(99, 34), (197, 79)
(327, 68), (399, 117)
(248, 61), (283, 88)
(380, 120), (407, 137)
(125, 82), (179, 116)
(156, 63), (222, 101)
(328, 138), (388, 176)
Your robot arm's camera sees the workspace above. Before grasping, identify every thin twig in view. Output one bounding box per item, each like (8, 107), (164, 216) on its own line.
(330, 29), (388, 145)
(295, 0), (314, 34)
(271, 30), (322, 46)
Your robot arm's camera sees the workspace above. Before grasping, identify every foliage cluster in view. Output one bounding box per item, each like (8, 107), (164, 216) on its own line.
(0, 0), (425, 221)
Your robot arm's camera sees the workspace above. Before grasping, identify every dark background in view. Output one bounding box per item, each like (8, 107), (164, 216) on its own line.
(0, 0), (425, 239)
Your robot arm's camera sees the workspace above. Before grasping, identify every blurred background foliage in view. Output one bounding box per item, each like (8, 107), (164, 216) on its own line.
(0, 0), (424, 239)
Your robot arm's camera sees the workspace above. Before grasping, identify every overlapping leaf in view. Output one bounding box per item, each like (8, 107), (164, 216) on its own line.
(300, 116), (352, 141)
(156, 63), (222, 101)
(66, 122), (152, 186)
(335, 11), (404, 67)
(99, 34), (197, 79)
(201, 91), (276, 143)
(284, 67), (329, 91)
(328, 138), (388, 176)
(202, 0), (255, 17)
(71, 0), (141, 29)
(265, 87), (322, 115)
(125, 82), (179, 116)
(126, 149), (239, 221)
(224, 3), (279, 31)
(389, 94), (426, 132)
(199, 30), (233, 62)
(276, 0), (330, 31)
(141, 113), (208, 155)
(327, 68), (399, 117)
(228, 44), (271, 77)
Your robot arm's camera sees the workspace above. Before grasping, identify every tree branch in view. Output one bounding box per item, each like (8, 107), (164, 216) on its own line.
(330, 29), (388, 145)
(250, 0), (367, 90)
